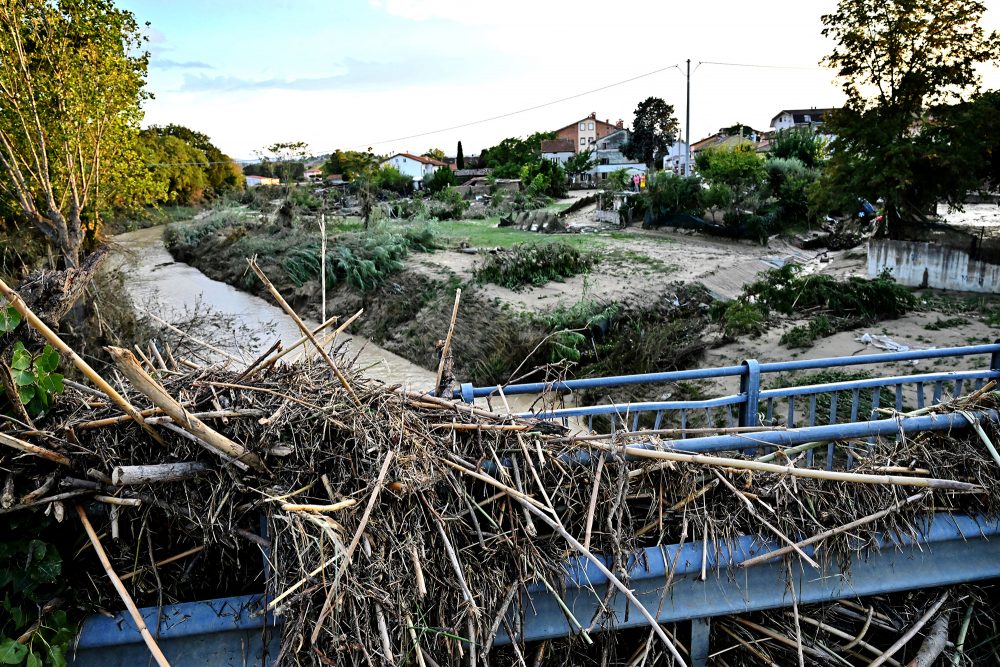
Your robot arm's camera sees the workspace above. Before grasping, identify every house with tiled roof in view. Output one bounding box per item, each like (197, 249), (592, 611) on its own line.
(381, 152), (447, 189)
(540, 139), (576, 166)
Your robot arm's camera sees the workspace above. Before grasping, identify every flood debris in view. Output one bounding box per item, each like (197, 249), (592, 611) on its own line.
(2, 268), (1000, 666)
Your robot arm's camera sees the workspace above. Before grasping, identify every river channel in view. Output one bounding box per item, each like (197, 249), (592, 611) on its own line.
(113, 226), (437, 389)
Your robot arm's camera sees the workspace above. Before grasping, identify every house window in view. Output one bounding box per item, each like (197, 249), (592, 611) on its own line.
(601, 173), (607, 180)
(580, 138), (585, 145)
(579, 122), (586, 130)
(588, 122), (594, 130)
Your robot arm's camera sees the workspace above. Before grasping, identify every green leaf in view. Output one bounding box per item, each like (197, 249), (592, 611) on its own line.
(0, 639), (27, 665)
(34, 346), (58, 374)
(17, 385), (36, 405)
(0, 305), (20, 333)
(48, 646), (66, 667)
(13, 370), (34, 387)
(25, 652), (41, 667)
(10, 346), (31, 371)
(37, 373), (63, 396)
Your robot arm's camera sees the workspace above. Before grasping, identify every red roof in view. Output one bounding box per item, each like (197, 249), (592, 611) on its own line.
(541, 139), (576, 154)
(385, 152), (448, 167)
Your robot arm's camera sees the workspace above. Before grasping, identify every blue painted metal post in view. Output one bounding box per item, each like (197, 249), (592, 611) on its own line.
(992, 339), (1000, 372)
(690, 618), (711, 667)
(738, 359), (761, 427)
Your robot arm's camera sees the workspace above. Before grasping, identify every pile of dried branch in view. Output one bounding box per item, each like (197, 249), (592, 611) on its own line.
(2, 265), (999, 667)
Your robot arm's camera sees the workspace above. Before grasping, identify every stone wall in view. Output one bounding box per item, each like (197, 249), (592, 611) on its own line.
(868, 239), (1000, 293)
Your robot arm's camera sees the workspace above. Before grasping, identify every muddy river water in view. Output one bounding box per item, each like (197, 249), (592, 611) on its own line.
(113, 226), (437, 389)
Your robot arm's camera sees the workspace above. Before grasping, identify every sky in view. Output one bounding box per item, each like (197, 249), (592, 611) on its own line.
(119, 0), (1000, 161)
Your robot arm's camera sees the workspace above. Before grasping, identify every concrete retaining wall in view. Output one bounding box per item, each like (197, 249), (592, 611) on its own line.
(868, 239), (1000, 293)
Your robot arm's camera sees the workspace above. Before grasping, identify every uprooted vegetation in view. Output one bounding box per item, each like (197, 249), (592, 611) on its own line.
(712, 264), (917, 344)
(3, 266), (1000, 665)
(473, 242), (597, 290)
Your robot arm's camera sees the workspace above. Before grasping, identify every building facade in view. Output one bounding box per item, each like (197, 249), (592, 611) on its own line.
(554, 113), (624, 152)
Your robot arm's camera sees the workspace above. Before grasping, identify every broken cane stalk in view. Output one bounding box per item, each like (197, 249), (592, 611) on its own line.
(0, 277), (164, 445)
(247, 258), (361, 405)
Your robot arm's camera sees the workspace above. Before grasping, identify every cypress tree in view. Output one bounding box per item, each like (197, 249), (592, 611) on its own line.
(456, 141), (465, 170)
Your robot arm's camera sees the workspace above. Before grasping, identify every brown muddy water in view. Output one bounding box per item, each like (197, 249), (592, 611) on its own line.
(112, 226), (437, 389)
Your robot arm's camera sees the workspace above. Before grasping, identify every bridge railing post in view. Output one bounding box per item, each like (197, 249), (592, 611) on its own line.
(738, 359), (761, 428)
(992, 339), (1000, 372)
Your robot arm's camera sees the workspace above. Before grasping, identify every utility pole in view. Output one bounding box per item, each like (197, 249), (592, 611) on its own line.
(685, 58), (691, 176)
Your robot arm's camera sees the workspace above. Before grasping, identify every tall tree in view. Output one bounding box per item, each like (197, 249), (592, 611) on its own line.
(622, 97), (679, 168)
(0, 0), (153, 267)
(819, 0), (1000, 234)
(150, 124), (243, 193)
(564, 149), (597, 182)
(456, 141), (465, 170)
(422, 148), (446, 162)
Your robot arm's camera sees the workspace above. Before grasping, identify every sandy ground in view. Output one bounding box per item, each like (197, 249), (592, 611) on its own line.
(407, 216), (817, 312)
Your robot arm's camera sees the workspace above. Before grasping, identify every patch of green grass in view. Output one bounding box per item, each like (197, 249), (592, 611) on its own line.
(607, 230), (676, 244)
(427, 218), (605, 251)
(606, 249), (675, 272)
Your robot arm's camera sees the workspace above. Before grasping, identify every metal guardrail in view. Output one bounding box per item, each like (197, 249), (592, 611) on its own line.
(72, 511), (1000, 667)
(456, 342), (1000, 435)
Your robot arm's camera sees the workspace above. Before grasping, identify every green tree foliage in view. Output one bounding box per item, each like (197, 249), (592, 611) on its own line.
(818, 0), (1000, 232)
(622, 97), (680, 168)
(564, 149), (597, 180)
(321, 149), (378, 181)
(261, 141), (310, 185)
(140, 132), (210, 205)
(769, 128), (826, 168)
(373, 165), (413, 195)
(695, 144), (767, 226)
(520, 159), (567, 198)
(765, 157), (820, 226)
(422, 148), (446, 162)
(425, 166), (457, 193)
(0, 0), (154, 267)
(150, 124), (243, 193)
(456, 141), (465, 170)
(602, 169), (632, 192)
(643, 172), (704, 221)
(481, 131), (555, 177)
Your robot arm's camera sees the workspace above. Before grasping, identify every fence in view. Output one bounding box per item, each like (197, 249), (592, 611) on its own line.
(455, 342), (1000, 442)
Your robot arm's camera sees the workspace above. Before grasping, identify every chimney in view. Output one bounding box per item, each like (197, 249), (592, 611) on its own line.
(616, 119), (624, 129)
(589, 112), (596, 119)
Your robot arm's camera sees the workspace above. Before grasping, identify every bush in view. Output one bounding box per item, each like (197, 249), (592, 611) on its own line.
(425, 167), (457, 194)
(642, 172), (704, 222)
(388, 198), (427, 220)
(428, 187), (469, 220)
(374, 165), (413, 195)
(474, 243), (597, 290)
(712, 300), (767, 337)
(765, 157), (819, 228)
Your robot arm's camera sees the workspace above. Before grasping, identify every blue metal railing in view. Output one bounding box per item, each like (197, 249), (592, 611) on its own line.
(456, 342), (1000, 434)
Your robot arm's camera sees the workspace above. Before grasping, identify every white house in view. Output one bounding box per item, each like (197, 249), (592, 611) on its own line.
(662, 140), (691, 174)
(245, 174), (280, 187)
(540, 139), (576, 166)
(381, 152), (447, 189)
(770, 108), (835, 132)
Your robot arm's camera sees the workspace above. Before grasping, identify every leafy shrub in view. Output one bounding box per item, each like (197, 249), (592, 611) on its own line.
(425, 167), (457, 193)
(9, 343), (64, 417)
(765, 157), (819, 228)
(373, 165), (413, 195)
(642, 172), (704, 222)
(428, 187), (469, 220)
(712, 300), (767, 337)
(388, 198), (427, 220)
(0, 517), (75, 667)
(474, 243), (597, 290)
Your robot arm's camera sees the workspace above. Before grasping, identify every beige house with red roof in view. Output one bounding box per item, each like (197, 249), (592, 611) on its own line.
(381, 152), (448, 189)
(554, 113), (624, 152)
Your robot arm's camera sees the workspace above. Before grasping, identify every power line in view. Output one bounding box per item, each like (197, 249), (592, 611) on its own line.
(697, 60), (830, 72)
(337, 63), (683, 151)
